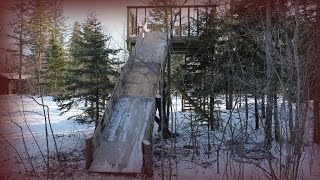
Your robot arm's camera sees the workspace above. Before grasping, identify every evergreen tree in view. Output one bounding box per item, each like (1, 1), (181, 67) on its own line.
(27, 0), (51, 94)
(27, 0), (66, 95)
(47, 0), (66, 44)
(45, 0), (66, 95)
(55, 12), (121, 126)
(44, 32), (65, 94)
(27, 0), (50, 68)
(68, 21), (81, 60)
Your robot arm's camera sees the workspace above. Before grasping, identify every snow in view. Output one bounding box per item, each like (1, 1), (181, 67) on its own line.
(0, 95), (95, 179)
(152, 95), (320, 180)
(0, 94), (320, 179)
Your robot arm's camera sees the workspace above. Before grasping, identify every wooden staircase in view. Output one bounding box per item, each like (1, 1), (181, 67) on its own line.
(182, 95), (198, 112)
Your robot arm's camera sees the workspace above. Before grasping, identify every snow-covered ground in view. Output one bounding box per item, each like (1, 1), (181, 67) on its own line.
(153, 95), (320, 180)
(0, 95), (96, 179)
(0, 94), (320, 180)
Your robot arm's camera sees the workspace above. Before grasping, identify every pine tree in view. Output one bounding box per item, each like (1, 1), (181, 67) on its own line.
(47, 0), (66, 44)
(27, 0), (66, 95)
(44, 0), (66, 95)
(55, 12), (121, 126)
(44, 32), (65, 94)
(69, 21), (81, 60)
(27, 0), (51, 94)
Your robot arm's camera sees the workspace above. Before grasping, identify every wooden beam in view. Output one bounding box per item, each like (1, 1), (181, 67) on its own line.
(85, 137), (93, 170)
(142, 140), (153, 177)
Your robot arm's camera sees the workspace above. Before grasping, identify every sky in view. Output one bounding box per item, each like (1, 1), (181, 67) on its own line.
(0, 0), (145, 51)
(62, 0), (144, 51)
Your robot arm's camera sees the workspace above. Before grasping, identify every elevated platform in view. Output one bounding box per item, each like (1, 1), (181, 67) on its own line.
(126, 5), (216, 54)
(127, 35), (202, 54)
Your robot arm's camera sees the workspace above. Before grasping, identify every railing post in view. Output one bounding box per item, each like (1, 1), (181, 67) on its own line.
(179, 7), (182, 36)
(188, 7), (190, 36)
(144, 7), (147, 25)
(197, 6), (199, 36)
(127, 7), (132, 52)
(135, 8), (138, 35)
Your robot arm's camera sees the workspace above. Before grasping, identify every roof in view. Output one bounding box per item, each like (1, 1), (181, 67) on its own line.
(0, 73), (30, 80)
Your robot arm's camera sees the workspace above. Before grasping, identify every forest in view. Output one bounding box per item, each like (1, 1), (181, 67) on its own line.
(0, 0), (320, 179)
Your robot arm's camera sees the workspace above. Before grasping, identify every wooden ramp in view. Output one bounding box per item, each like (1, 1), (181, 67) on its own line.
(88, 29), (169, 174)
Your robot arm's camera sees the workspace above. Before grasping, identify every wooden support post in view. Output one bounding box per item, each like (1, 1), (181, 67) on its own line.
(127, 7), (130, 37)
(144, 7), (147, 24)
(188, 7), (190, 36)
(135, 8), (138, 35)
(314, 100), (320, 144)
(196, 7), (199, 36)
(179, 7), (182, 36)
(85, 137), (93, 170)
(142, 140), (153, 177)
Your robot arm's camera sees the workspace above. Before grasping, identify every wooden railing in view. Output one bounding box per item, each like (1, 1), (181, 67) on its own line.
(127, 5), (216, 38)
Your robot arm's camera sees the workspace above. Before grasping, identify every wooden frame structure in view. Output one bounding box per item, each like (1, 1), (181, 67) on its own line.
(126, 5), (216, 53)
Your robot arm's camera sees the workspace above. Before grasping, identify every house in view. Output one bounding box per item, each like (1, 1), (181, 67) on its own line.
(0, 73), (31, 95)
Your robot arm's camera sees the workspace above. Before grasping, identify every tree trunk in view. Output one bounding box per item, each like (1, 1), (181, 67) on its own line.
(313, 0), (320, 144)
(292, 0), (301, 144)
(288, 96), (294, 143)
(95, 88), (99, 128)
(210, 95), (215, 130)
(261, 94), (266, 118)
(18, 0), (24, 94)
(255, 95), (259, 130)
(228, 81), (233, 110)
(274, 93), (280, 142)
(155, 95), (171, 138)
(265, 94), (273, 149)
(245, 94), (248, 132)
(239, 92), (242, 108)
(264, 0), (274, 149)
(163, 88), (169, 137)
(314, 100), (320, 144)
(226, 88), (229, 110)
(90, 100), (94, 120)
(165, 52), (171, 135)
